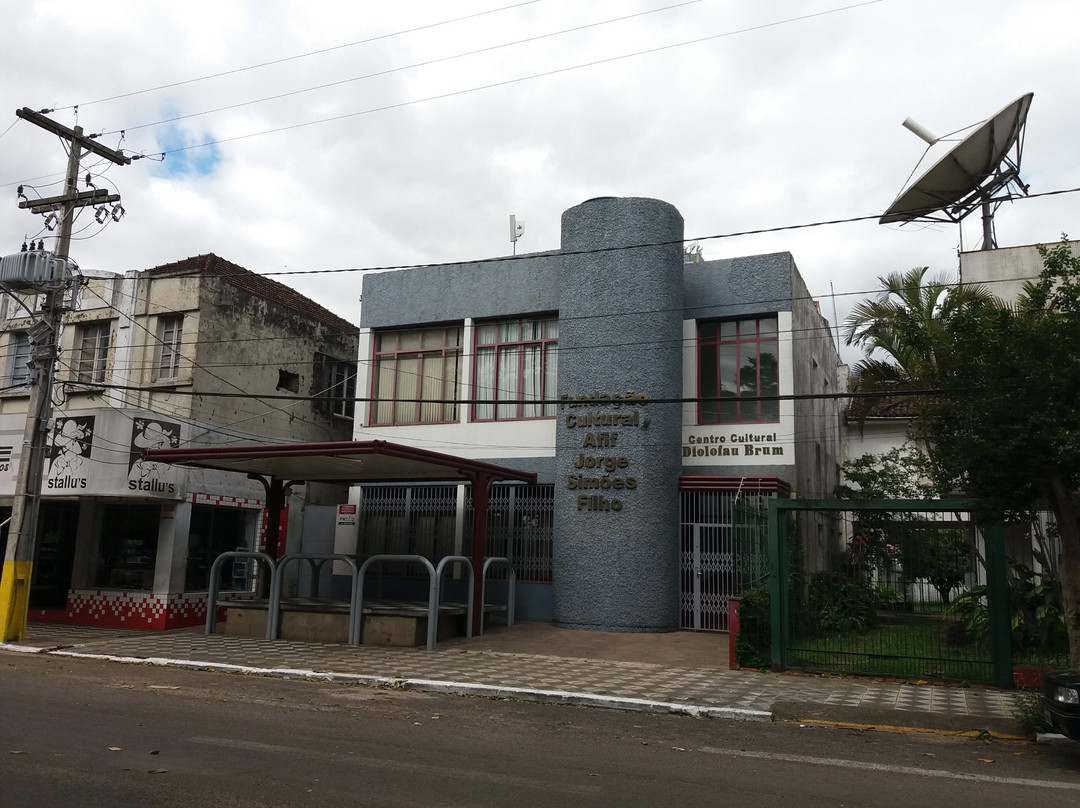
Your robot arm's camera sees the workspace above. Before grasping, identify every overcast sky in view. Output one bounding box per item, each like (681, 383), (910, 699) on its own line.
(3, 0), (1076, 364)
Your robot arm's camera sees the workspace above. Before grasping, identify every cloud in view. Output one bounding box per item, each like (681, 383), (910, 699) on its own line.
(0, 0), (1076, 343)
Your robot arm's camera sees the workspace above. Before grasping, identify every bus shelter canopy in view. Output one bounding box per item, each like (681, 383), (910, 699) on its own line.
(141, 439), (538, 486)
(141, 439), (537, 637)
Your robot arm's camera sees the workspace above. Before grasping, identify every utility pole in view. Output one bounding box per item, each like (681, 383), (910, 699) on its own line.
(0, 109), (129, 641)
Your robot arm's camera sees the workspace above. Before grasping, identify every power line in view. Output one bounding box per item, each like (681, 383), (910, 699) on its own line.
(52, 1), (548, 112)
(99, 1), (706, 137)
(6, 1), (885, 177)
(115, 1), (888, 161)
(178, 187), (1080, 281)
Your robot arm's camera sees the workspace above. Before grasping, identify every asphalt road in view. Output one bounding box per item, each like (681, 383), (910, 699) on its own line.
(2, 653), (1079, 807)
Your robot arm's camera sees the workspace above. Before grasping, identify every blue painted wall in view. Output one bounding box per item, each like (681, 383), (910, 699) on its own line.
(552, 198), (683, 631)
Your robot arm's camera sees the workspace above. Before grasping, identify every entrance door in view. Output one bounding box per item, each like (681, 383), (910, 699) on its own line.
(30, 501), (80, 610)
(679, 488), (770, 632)
(681, 522), (734, 631)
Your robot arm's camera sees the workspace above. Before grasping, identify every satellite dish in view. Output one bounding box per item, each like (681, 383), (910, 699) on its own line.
(880, 92), (1033, 249)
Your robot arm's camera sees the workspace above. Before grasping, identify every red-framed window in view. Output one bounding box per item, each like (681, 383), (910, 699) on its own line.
(698, 317), (779, 424)
(472, 316), (558, 421)
(370, 326), (461, 425)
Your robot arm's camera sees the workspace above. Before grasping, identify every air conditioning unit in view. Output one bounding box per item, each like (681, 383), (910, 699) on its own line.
(0, 250), (73, 292)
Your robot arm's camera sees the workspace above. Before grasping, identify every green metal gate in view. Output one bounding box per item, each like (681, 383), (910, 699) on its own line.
(762, 499), (1013, 687)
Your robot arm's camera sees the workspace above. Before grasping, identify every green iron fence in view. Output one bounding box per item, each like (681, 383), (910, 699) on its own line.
(747, 499), (1015, 687)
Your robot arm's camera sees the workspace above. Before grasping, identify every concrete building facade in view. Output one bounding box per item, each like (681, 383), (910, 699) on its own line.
(346, 197), (842, 631)
(0, 253), (358, 628)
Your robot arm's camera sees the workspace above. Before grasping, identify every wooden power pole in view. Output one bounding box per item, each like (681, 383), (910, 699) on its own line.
(0, 109), (129, 641)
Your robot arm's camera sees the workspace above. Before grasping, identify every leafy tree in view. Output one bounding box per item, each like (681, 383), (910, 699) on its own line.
(835, 444), (933, 501)
(922, 238), (1080, 666)
(836, 445), (927, 580)
(836, 446), (970, 604)
(897, 525), (970, 606)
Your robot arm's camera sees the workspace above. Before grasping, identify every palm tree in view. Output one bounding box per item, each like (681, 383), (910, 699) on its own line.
(844, 267), (997, 402)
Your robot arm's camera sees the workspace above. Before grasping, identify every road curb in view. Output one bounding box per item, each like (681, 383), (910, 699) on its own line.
(0, 642), (52, 654)
(45, 649), (773, 722)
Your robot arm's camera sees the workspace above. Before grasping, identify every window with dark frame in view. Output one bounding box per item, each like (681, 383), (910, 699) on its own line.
(314, 352), (357, 419)
(8, 331), (31, 387)
(154, 315), (183, 381)
(698, 316), (780, 424)
(75, 321), (111, 385)
(472, 315), (558, 421)
(371, 326), (461, 425)
(93, 503), (160, 590)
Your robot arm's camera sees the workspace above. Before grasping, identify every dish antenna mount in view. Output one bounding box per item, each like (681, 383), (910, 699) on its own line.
(880, 92), (1033, 250)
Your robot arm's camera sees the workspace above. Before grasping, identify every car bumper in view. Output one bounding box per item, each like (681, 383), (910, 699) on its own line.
(1044, 703), (1080, 740)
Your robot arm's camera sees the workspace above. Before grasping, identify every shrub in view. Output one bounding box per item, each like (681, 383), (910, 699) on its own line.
(806, 571), (876, 635)
(948, 556), (1067, 658)
(735, 584), (771, 669)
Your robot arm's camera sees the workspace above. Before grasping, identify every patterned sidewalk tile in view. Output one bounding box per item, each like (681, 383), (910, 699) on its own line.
(3, 624), (1024, 724)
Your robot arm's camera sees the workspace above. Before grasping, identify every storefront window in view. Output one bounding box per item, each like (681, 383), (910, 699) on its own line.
(94, 504), (160, 590)
(185, 505), (255, 591)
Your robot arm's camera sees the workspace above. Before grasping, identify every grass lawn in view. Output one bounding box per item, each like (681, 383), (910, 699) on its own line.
(788, 618), (994, 683)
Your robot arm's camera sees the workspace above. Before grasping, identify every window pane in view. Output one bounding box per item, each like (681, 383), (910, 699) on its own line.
(372, 327), (462, 424)
(543, 343), (558, 416)
(520, 344), (542, 418)
(470, 317), (555, 422)
(94, 504), (160, 590)
(719, 344), (738, 397)
(77, 322), (109, 384)
(396, 356), (419, 422)
(696, 316), (779, 425)
(10, 332), (31, 385)
(496, 346), (518, 420)
(699, 342), (719, 423)
(186, 505), (252, 591)
(474, 346), (495, 420)
(441, 352), (460, 421)
(156, 316), (182, 379)
(759, 341), (779, 420)
(376, 332), (395, 353)
(373, 358), (396, 425)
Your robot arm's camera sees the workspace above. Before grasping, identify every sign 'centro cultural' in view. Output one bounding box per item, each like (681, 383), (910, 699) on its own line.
(561, 390), (648, 513)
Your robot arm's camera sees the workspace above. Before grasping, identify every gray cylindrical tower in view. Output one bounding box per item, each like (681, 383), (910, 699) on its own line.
(552, 197), (684, 631)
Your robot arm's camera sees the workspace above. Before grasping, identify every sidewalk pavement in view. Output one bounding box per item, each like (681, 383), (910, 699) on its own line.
(1, 621), (1028, 738)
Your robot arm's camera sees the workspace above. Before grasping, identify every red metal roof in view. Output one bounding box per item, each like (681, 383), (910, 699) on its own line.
(142, 439), (538, 485)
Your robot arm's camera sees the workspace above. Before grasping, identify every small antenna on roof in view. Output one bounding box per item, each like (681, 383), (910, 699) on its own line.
(510, 214), (524, 256)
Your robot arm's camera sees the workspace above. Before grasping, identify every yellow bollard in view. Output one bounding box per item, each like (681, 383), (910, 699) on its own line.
(0, 561), (32, 642)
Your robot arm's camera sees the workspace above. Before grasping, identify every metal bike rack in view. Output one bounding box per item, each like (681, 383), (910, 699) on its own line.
(205, 551), (276, 637)
(480, 557), (516, 635)
(355, 554), (444, 649)
(268, 553), (360, 641)
(435, 555), (475, 640)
